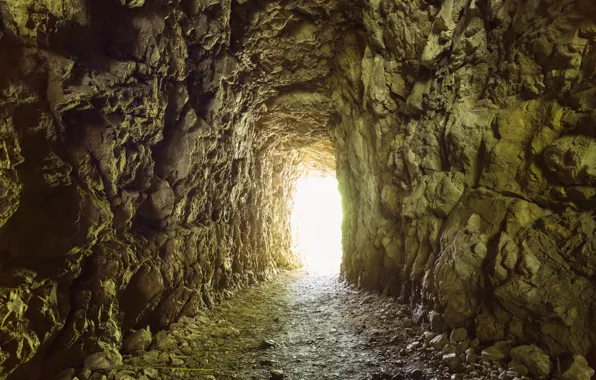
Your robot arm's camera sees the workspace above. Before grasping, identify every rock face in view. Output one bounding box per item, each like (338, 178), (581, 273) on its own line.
(0, 0), (595, 378)
(335, 0), (596, 364)
(0, 0), (345, 378)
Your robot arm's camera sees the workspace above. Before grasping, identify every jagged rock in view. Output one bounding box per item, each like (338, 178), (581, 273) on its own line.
(442, 353), (459, 370)
(449, 328), (468, 344)
(443, 344), (457, 354)
(481, 341), (515, 362)
(544, 135), (596, 185)
(510, 345), (551, 377)
(507, 361), (529, 376)
(122, 328), (152, 354)
(560, 354), (595, 380)
(430, 334), (449, 350)
(83, 351), (123, 370)
(421, 331), (437, 343)
(466, 353), (478, 363)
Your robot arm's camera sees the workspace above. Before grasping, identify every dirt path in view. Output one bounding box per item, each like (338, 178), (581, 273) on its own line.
(77, 270), (531, 380)
(210, 270), (412, 380)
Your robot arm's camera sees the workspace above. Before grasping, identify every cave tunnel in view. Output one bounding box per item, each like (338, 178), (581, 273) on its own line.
(1, 0), (596, 379)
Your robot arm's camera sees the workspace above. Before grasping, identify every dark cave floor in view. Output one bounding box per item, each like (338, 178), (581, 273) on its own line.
(74, 270), (536, 380)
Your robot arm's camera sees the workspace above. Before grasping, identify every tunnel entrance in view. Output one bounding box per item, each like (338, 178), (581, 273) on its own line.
(291, 175), (343, 273)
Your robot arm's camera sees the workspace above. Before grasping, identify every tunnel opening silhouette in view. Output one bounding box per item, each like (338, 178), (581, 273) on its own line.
(291, 175), (343, 273)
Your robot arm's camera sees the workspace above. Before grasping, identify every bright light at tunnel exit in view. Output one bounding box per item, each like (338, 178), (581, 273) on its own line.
(291, 176), (343, 273)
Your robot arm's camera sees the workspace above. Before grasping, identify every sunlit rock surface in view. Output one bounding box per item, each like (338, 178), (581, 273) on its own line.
(0, 0), (595, 378)
(336, 0), (596, 362)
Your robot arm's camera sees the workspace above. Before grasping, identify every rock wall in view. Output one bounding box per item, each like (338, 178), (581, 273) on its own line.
(335, 0), (596, 361)
(0, 0), (346, 377)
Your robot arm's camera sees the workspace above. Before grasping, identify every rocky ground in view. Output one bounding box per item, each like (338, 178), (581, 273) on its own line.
(57, 271), (594, 380)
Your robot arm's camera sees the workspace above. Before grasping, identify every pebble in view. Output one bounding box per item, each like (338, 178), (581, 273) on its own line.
(262, 339), (278, 348)
(481, 341), (514, 361)
(449, 328), (467, 344)
(443, 353), (459, 370)
(508, 360), (529, 376)
(430, 334), (449, 350)
(443, 344), (457, 354)
(410, 368), (423, 380)
(270, 369), (284, 379)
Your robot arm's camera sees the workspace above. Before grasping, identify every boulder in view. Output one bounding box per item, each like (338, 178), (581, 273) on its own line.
(510, 345), (551, 377)
(560, 354), (595, 380)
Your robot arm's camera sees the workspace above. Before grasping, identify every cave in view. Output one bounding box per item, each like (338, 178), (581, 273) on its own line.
(0, 0), (595, 379)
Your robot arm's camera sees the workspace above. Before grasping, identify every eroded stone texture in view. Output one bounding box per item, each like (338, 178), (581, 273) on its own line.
(336, 0), (596, 365)
(0, 0), (350, 378)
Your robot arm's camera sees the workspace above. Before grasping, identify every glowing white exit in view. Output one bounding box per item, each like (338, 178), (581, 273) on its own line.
(291, 176), (343, 273)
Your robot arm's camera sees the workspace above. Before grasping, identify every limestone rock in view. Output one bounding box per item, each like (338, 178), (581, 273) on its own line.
(544, 135), (596, 185)
(122, 328), (152, 354)
(560, 355), (595, 380)
(430, 334), (449, 350)
(83, 351), (123, 370)
(481, 341), (515, 362)
(442, 353), (459, 370)
(510, 345), (551, 377)
(449, 328), (467, 344)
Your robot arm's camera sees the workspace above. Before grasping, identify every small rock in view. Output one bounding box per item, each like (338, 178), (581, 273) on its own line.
(143, 368), (158, 379)
(78, 369), (92, 380)
(261, 339), (278, 349)
(429, 311), (449, 333)
(457, 339), (469, 353)
(122, 328), (152, 353)
(510, 345), (551, 377)
(260, 358), (277, 366)
(430, 334), (449, 350)
(171, 357), (185, 366)
(158, 351), (169, 363)
(443, 353), (459, 370)
(466, 353), (478, 363)
(270, 369), (284, 379)
(407, 341), (422, 351)
(410, 368), (423, 380)
(508, 360), (529, 376)
(422, 331), (437, 343)
(115, 371), (136, 380)
(83, 351), (123, 370)
(560, 354), (595, 380)
(142, 350), (160, 365)
(443, 344), (457, 354)
(450, 328), (468, 344)
(157, 337), (178, 351)
(481, 341), (514, 361)
(497, 371), (518, 380)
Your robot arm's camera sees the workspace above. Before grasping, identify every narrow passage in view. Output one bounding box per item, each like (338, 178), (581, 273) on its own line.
(80, 271), (523, 380)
